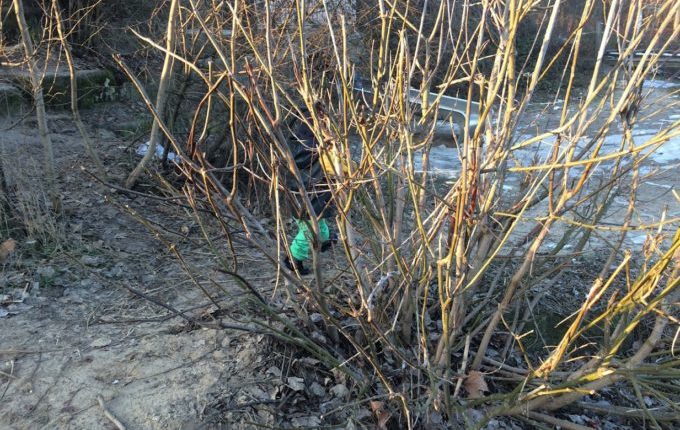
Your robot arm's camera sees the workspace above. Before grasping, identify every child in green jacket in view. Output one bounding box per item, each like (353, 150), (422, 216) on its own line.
(283, 105), (336, 275)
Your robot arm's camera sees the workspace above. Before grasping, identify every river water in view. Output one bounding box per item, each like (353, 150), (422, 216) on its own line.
(417, 77), (680, 251)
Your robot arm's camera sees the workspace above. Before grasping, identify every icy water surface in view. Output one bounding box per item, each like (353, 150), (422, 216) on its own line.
(416, 77), (680, 250)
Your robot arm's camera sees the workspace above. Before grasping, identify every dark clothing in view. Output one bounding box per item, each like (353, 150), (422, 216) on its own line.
(286, 110), (333, 218)
(283, 108), (338, 264)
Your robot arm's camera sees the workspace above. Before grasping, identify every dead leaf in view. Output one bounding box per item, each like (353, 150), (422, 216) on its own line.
(464, 370), (489, 399)
(0, 239), (17, 262)
(369, 401), (391, 430)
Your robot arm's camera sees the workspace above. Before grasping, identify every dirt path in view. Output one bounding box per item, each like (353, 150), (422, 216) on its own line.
(0, 105), (277, 429)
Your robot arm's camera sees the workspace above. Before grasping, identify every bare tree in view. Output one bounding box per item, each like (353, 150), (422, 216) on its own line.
(124, 0), (179, 189)
(51, 0), (107, 179)
(12, 0), (59, 211)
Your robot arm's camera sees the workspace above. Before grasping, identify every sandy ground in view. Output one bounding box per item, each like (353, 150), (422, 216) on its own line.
(0, 106), (281, 429)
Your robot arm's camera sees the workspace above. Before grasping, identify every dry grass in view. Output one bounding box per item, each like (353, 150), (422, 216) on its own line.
(0, 141), (63, 251)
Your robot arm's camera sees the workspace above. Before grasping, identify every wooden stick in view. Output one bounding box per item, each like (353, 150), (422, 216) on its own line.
(575, 401), (680, 422)
(97, 396), (126, 430)
(528, 412), (594, 430)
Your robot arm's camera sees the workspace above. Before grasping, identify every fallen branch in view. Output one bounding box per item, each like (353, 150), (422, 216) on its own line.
(576, 401), (680, 422)
(97, 396), (126, 430)
(527, 412), (594, 430)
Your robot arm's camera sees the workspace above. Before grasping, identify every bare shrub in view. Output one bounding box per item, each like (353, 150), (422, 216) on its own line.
(118, 0), (679, 427)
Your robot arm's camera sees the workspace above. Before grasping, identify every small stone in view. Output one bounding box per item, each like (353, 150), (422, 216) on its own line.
(310, 313), (324, 323)
(286, 376), (305, 392)
(299, 357), (320, 367)
(355, 408), (372, 420)
(80, 255), (101, 266)
(246, 386), (268, 400)
(236, 347), (255, 364)
(66, 290), (84, 304)
(80, 278), (102, 289)
(90, 337), (112, 348)
(98, 129), (115, 140)
(311, 331), (327, 344)
(330, 384), (349, 399)
(320, 399), (341, 414)
(291, 416), (321, 427)
(36, 266), (56, 279)
(142, 274), (156, 284)
(428, 412), (443, 425)
(486, 419), (501, 429)
(7, 303), (32, 313)
(309, 382), (325, 397)
(266, 366), (282, 377)
(105, 263), (125, 279)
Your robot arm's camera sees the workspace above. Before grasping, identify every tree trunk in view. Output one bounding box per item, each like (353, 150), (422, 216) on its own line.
(51, 0), (107, 179)
(125, 0), (179, 189)
(12, 0), (60, 212)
